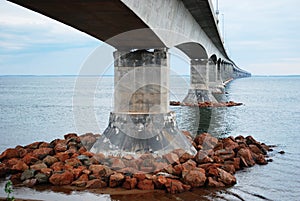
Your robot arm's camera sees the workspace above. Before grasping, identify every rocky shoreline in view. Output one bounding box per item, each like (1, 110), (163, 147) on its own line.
(0, 132), (273, 194)
(170, 101), (243, 107)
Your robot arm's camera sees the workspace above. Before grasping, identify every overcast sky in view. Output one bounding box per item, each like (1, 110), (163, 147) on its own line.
(0, 0), (299, 75)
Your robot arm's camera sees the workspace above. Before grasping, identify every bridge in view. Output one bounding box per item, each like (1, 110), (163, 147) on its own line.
(9, 0), (250, 157)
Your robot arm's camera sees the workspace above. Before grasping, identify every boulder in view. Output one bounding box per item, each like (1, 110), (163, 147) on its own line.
(11, 160), (28, 172)
(49, 170), (74, 185)
(55, 152), (70, 162)
(86, 179), (107, 189)
(89, 164), (113, 178)
(40, 168), (53, 177)
(43, 155), (58, 167)
(51, 162), (65, 171)
(110, 158), (126, 170)
(181, 159), (197, 171)
(23, 178), (37, 187)
(137, 179), (154, 190)
(165, 178), (185, 194)
(237, 148), (255, 167)
(255, 154), (268, 165)
(0, 148), (19, 160)
(217, 168), (236, 185)
(222, 138), (239, 150)
(207, 177), (225, 187)
(32, 148), (54, 160)
(109, 172), (125, 187)
(54, 143), (67, 153)
(0, 163), (7, 177)
(194, 133), (218, 150)
(182, 169), (206, 187)
(122, 176), (137, 190)
(22, 153), (39, 165)
(30, 163), (47, 171)
(195, 150), (213, 164)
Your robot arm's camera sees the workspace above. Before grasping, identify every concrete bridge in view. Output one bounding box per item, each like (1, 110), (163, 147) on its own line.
(9, 0), (250, 157)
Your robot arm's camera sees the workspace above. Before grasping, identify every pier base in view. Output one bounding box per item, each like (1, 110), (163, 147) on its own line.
(182, 89), (217, 104)
(91, 112), (196, 156)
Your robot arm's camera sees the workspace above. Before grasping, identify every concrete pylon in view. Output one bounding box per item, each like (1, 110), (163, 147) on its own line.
(182, 59), (217, 104)
(91, 48), (196, 157)
(209, 62), (224, 94)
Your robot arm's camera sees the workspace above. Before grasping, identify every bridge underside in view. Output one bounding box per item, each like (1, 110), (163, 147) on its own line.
(9, 0), (164, 49)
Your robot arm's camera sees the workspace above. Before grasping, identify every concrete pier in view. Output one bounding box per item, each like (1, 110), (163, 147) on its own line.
(91, 49), (196, 156)
(182, 59), (217, 104)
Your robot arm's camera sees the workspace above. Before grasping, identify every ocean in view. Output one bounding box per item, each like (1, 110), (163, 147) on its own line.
(0, 75), (299, 201)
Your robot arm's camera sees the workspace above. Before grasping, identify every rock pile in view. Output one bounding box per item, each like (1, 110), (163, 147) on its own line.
(170, 101), (243, 107)
(0, 132), (272, 194)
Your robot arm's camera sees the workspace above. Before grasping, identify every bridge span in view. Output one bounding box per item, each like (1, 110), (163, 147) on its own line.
(9, 0), (251, 156)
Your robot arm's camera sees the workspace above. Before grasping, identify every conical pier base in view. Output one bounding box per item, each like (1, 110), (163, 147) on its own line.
(182, 89), (217, 104)
(91, 112), (196, 157)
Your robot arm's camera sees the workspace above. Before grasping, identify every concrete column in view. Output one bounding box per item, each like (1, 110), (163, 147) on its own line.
(91, 48), (196, 157)
(208, 60), (223, 94)
(182, 59), (216, 104)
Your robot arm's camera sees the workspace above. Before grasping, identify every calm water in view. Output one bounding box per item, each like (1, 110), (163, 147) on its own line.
(0, 75), (299, 201)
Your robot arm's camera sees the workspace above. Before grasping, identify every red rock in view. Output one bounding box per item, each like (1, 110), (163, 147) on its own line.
(89, 164), (112, 177)
(207, 166), (219, 177)
(32, 148), (54, 160)
(195, 150), (213, 164)
(78, 146), (88, 155)
(179, 152), (194, 163)
(82, 151), (95, 158)
(9, 173), (22, 184)
(40, 168), (53, 177)
(154, 175), (167, 189)
(181, 159), (197, 171)
(39, 142), (50, 148)
(213, 142), (224, 151)
(137, 179), (154, 190)
(249, 144), (263, 155)
(221, 164), (235, 174)
(51, 162), (65, 171)
(164, 164), (175, 175)
(65, 158), (82, 167)
(49, 170), (74, 185)
(71, 180), (87, 187)
(55, 152), (70, 162)
(194, 133), (218, 150)
(16, 146), (27, 158)
(71, 166), (86, 179)
(207, 177), (225, 187)
(111, 158), (126, 170)
(54, 143), (67, 153)
(0, 163), (7, 177)
(0, 148), (19, 160)
(245, 136), (259, 146)
(22, 153), (39, 165)
(109, 172), (125, 187)
(123, 159), (139, 171)
(217, 168), (236, 186)
(182, 169), (206, 187)
(173, 164), (183, 176)
(78, 173), (89, 182)
(43, 155), (58, 167)
(255, 154), (268, 165)
(122, 176), (137, 190)
(237, 148), (255, 167)
(82, 169), (91, 175)
(64, 133), (78, 140)
(119, 167), (138, 174)
(133, 173), (146, 181)
(215, 149), (235, 161)
(30, 163), (47, 171)
(25, 141), (42, 150)
(86, 179), (107, 189)
(163, 152), (179, 164)
(11, 160), (28, 172)
(222, 137), (239, 150)
(232, 158), (241, 170)
(165, 178), (185, 194)
(212, 156), (224, 163)
(5, 158), (19, 169)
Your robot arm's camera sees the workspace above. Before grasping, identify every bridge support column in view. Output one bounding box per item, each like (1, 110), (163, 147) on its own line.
(91, 48), (196, 156)
(182, 59), (216, 104)
(209, 61), (224, 94)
